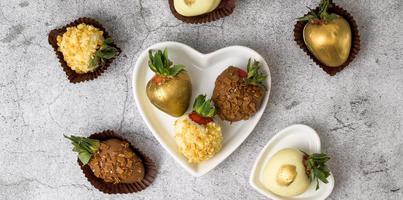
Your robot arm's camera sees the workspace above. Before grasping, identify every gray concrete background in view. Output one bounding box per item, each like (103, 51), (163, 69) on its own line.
(1, 0), (402, 199)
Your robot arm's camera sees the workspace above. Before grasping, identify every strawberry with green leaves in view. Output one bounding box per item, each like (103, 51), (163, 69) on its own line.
(64, 134), (145, 184)
(146, 49), (192, 117)
(213, 58), (267, 122)
(174, 94), (223, 163)
(188, 94), (216, 125)
(297, 0), (352, 67)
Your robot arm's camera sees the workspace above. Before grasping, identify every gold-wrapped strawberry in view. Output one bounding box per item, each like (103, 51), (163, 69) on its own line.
(146, 49), (192, 117)
(298, 0), (352, 67)
(64, 135), (145, 184)
(212, 59), (267, 122)
(174, 95), (223, 163)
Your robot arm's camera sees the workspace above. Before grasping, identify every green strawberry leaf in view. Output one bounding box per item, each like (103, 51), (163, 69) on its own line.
(297, 0), (336, 24)
(169, 64), (185, 77)
(148, 49), (186, 77)
(192, 95), (216, 118)
(303, 151), (331, 190)
(89, 38), (119, 68)
(64, 135), (100, 165)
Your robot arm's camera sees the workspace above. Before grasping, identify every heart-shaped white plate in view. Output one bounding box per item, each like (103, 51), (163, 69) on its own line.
(249, 124), (334, 200)
(133, 41), (271, 176)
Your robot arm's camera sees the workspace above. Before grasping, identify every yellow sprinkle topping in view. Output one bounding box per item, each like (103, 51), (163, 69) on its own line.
(174, 116), (223, 163)
(56, 23), (104, 74)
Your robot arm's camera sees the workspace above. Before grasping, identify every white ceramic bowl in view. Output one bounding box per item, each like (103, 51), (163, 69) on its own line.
(133, 41), (271, 176)
(249, 124), (335, 200)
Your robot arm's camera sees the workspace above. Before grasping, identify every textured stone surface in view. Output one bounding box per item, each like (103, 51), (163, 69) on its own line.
(1, 0), (402, 199)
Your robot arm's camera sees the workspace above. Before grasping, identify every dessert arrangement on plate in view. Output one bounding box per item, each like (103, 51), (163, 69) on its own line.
(46, 0), (363, 198)
(250, 125), (334, 200)
(133, 41), (271, 176)
(142, 47), (269, 165)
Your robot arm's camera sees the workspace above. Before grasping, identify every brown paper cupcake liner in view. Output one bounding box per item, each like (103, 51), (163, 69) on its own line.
(78, 130), (157, 194)
(168, 0), (235, 24)
(294, 2), (360, 76)
(48, 17), (121, 83)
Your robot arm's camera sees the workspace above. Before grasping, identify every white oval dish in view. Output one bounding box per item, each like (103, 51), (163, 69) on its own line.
(249, 124), (334, 200)
(132, 41), (271, 176)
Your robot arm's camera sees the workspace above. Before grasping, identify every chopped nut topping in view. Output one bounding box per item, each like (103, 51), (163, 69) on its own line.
(213, 67), (265, 122)
(88, 139), (145, 184)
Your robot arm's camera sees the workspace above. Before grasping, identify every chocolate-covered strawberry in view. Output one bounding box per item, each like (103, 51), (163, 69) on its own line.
(212, 58), (267, 122)
(64, 135), (145, 184)
(298, 0), (352, 67)
(146, 49), (192, 117)
(174, 95), (223, 163)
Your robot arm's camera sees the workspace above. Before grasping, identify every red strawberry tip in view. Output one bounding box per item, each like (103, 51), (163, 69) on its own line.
(236, 68), (247, 78)
(189, 111), (213, 125)
(152, 75), (167, 85)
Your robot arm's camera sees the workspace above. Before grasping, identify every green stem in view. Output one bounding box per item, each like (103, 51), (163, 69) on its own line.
(301, 150), (331, 190)
(297, 0), (338, 24)
(64, 135), (100, 165)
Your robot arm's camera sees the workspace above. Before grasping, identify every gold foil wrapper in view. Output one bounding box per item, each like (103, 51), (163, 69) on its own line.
(294, 2), (360, 76)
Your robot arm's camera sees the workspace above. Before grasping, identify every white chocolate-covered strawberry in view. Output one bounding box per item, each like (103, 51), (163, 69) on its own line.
(174, 95), (223, 163)
(174, 0), (221, 17)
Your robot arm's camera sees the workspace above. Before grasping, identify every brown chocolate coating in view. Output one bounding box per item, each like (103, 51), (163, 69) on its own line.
(212, 66), (265, 122)
(88, 139), (145, 184)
